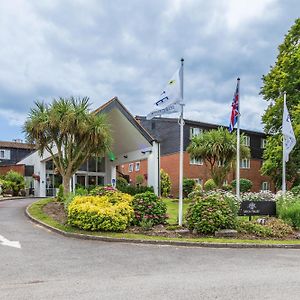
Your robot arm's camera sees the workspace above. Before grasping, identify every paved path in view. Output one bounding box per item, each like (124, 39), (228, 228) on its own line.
(1, 199), (300, 300)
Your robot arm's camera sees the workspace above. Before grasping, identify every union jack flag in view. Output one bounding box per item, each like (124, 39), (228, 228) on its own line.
(229, 78), (240, 133)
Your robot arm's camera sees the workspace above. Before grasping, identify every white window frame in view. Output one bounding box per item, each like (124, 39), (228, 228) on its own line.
(190, 127), (203, 139)
(190, 157), (203, 165)
(261, 181), (270, 191)
(0, 149), (10, 160)
(261, 138), (267, 149)
(242, 135), (250, 146)
(241, 158), (250, 169)
(135, 161), (140, 171)
(128, 163), (134, 173)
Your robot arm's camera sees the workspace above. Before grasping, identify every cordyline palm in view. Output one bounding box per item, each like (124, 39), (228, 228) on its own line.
(187, 127), (250, 187)
(24, 97), (112, 195)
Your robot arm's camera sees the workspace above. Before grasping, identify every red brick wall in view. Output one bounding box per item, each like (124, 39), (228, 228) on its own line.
(0, 164), (25, 176)
(119, 160), (148, 185)
(119, 152), (275, 196)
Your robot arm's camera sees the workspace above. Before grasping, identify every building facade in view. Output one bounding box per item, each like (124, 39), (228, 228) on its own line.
(120, 116), (273, 196)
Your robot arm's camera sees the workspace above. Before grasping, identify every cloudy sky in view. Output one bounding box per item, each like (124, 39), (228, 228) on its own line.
(0, 0), (299, 141)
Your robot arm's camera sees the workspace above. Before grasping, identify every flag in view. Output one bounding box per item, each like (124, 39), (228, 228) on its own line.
(146, 66), (182, 120)
(228, 79), (240, 133)
(282, 99), (296, 162)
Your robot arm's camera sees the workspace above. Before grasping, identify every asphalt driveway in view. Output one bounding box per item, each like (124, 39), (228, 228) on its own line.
(1, 198), (300, 300)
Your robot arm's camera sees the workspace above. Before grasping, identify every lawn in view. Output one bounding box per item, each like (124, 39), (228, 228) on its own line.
(162, 198), (192, 224)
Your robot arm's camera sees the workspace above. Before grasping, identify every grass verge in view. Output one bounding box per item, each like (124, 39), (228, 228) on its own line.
(27, 198), (300, 246)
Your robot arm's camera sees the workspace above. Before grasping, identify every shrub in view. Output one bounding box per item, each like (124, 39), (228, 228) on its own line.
(276, 192), (300, 229)
(117, 185), (154, 196)
(221, 184), (232, 191)
(188, 184), (204, 200)
(231, 178), (252, 193)
(135, 174), (144, 186)
(0, 180), (14, 195)
(90, 185), (117, 197)
(140, 217), (154, 230)
(291, 185), (300, 196)
(186, 192), (238, 234)
(75, 187), (88, 196)
(68, 194), (134, 232)
(5, 170), (25, 196)
(132, 192), (168, 225)
(204, 179), (217, 191)
(183, 178), (196, 197)
(237, 218), (293, 238)
(57, 184), (64, 202)
(160, 169), (171, 197)
(116, 177), (128, 190)
(64, 192), (76, 211)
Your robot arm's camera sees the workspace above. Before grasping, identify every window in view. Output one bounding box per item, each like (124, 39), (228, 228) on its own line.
(261, 181), (270, 191)
(128, 163), (134, 172)
(241, 158), (250, 169)
(135, 162), (140, 171)
(190, 127), (203, 139)
(261, 138), (267, 149)
(194, 178), (203, 186)
(97, 157), (105, 172)
(190, 157), (203, 165)
(0, 149), (10, 160)
(242, 135), (250, 146)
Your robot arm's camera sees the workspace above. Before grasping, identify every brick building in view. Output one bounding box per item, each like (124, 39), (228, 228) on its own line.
(119, 116), (274, 196)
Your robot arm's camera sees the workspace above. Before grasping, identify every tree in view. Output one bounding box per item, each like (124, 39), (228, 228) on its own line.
(261, 18), (300, 187)
(160, 169), (171, 197)
(187, 127), (250, 187)
(24, 97), (112, 195)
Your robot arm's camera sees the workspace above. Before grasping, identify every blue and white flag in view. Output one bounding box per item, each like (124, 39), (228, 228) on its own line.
(147, 66), (182, 120)
(282, 99), (296, 162)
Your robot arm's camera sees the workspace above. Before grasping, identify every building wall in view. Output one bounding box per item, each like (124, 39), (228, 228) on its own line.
(120, 152), (275, 196)
(118, 160), (148, 186)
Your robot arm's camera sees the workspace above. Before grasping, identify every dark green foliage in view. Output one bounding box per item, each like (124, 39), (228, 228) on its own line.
(186, 193), (238, 234)
(135, 174), (144, 186)
(117, 185), (154, 196)
(261, 19), (300, 187)
(231, 178), (253, 193)
(116, 177), (128, 189)
(89, 185), (116, 196)
(291, 185), (300, 196)
(183, 178), (196, 197)
(204, 179), (217, 191)
(132, 192), (168, 225)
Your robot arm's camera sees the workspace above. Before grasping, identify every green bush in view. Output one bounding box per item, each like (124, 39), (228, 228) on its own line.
(186, 192), (238, 234)
(204, 179), (217, 191)
(231, 178), (253, 193)
(116, 177), (128, 190)
(0, 179), (14, 195)
(237, 218), (293, 238)
(117, 185), (154, 196)
(4, 170), (25, 196)
(68, 194), (133, 232)
(291, 185), (300, 196)
(221, 184), (232, 191)
(183, 178), (196, 197)
(188, 184), (203, 200)
(75, 187), (88, 196)
(160, 169), (171, 197)
(276, 193), (300, 229)
(132, 192), (168, 225)
(57, 184), (64, 202)
(90, 185), (117, 196)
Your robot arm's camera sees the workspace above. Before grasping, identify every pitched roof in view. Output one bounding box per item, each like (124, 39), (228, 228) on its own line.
(93, 97), (156, 144)
(0, 141), (36, 150)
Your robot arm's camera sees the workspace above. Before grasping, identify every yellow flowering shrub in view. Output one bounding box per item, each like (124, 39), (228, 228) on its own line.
(68, 193), (134, 232)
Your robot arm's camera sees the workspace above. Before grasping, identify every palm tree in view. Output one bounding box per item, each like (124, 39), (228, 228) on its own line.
(24, 97), (112, 195)
(187, 127), (250, 187)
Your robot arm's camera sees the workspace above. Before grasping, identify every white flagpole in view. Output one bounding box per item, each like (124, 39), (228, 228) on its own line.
(236, 78), (240, 200)
(178, 58), (184, 226)
(282, 91), (287, 194)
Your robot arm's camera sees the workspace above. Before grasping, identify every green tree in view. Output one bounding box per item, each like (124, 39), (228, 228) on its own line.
(160, 169), (171, 197)
(261, 18), (300, 187)
(187, 127), (250, 187)
(24, 97), (112, 195)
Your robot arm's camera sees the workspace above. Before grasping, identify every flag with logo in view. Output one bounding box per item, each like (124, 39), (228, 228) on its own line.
(228, 79), (240, 133)
(146, 66), (182, 120)
(282, 99), (296, 162)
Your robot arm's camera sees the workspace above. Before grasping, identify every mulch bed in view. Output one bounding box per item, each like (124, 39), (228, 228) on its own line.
(42, 201), (300, 240)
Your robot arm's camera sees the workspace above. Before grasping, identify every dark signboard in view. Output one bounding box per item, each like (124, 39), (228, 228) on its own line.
(239, 201), (276, 216)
